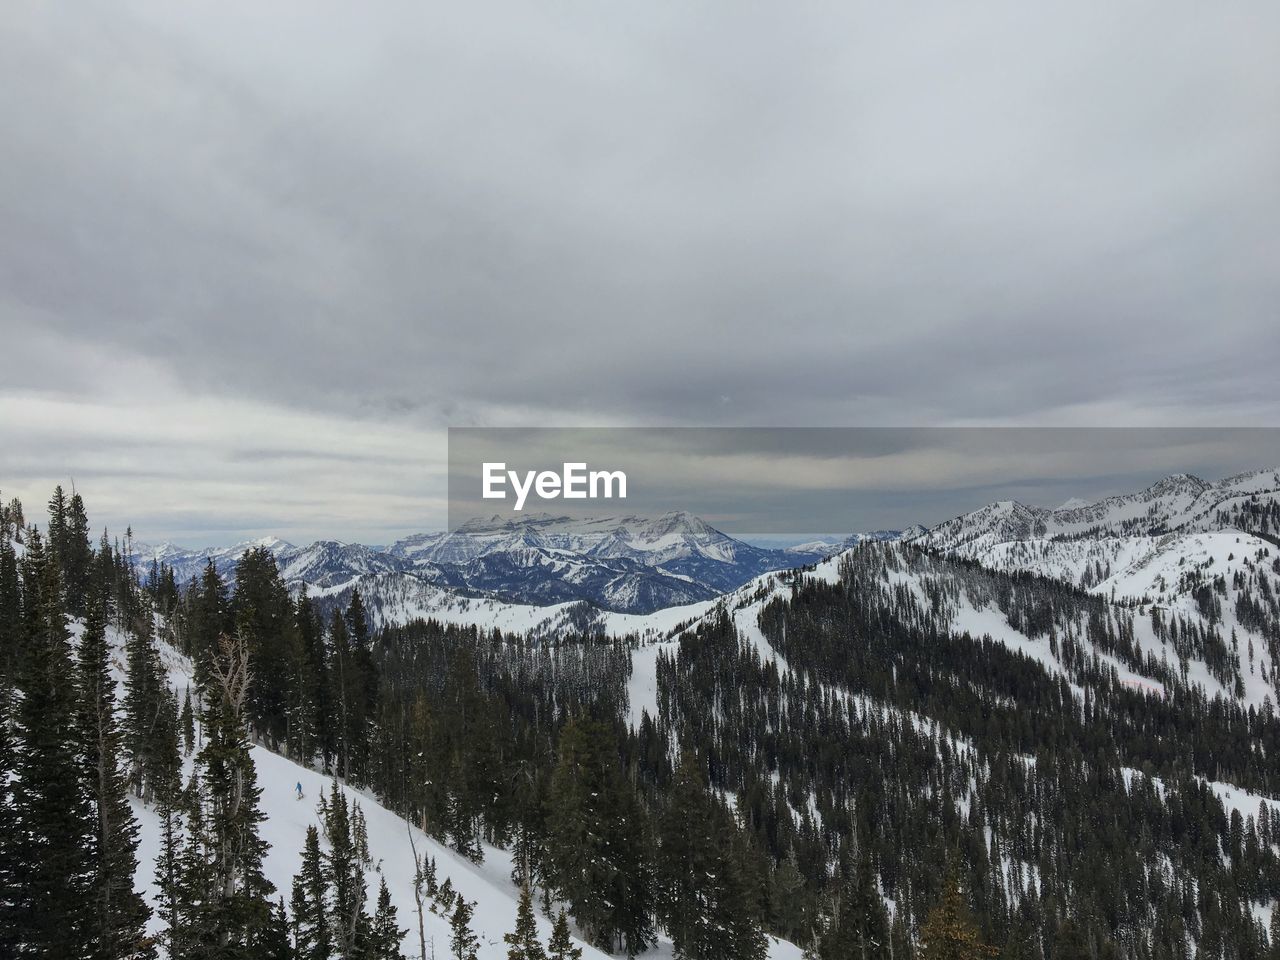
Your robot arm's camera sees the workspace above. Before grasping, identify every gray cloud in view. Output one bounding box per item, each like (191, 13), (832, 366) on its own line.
(1, 1), (1277, 542)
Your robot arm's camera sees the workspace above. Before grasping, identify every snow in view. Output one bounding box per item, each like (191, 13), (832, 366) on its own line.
(626, 642), (669, 730)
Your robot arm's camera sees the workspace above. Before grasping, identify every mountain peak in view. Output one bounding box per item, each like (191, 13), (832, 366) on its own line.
(1147, 473), (1207, 496)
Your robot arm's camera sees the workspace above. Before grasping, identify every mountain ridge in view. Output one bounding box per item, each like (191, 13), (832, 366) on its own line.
(131, 511), (855, 614)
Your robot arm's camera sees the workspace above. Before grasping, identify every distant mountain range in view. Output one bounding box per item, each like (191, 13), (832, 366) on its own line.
(131, 468), (1280, 619)
(132, 512), (894, 614)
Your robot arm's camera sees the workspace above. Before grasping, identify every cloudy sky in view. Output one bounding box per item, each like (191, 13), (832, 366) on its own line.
(2, 2), (1277, 544)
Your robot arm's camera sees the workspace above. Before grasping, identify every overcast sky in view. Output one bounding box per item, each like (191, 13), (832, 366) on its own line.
(2, 2), (1278, 544)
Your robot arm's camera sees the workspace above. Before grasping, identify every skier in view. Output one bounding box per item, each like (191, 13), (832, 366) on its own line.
(295, 781), (304, 801)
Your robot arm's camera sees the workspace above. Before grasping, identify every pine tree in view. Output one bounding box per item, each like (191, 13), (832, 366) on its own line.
(181, 692), (196, 756)
(150, 667), (186, 960)
(0, 530), (20, 685)
(353, 803), (371, 868)
(717, 832), (767, 960)
(260, 898), (294, 960)
(0, 531), (20, 958)
(185, 632), (277, 953)
(77, 575), (154, 959)
(9, 531), (98, 955)
(154, 771), (187, 959)
(368, 877), (406, 960)
(324, 781), (371, 959)
(890, 913), (913, 960)
(1052, 919), (1089, 960)
(449, 898), (479, 960)
(46, 485), (69, 565)
(299, 591), (335, 772)
(917, 872), (998, 960)
(657, 752), (763, 960)
(287, 591), (326, 764)
(816, 852), (889, 960)
(504, 884), (548, 960)
(292, 825), (331, 960)
(546, 717), (652, 954)
(232, 546), (295, 749)
(335, 590), (377, 786)
(547, 910), (582, 960)
(63, 491), (93, 617)
(188, 561), (229, 694)
(330, 612), (360, 783)
(770, 850), (810, 945)
(657, 752), (710, 954)
(122, 612), (167, 800)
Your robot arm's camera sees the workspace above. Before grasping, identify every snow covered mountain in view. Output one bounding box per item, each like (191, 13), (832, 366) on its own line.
(781, 529), (904, 559)
(389, 511), (804, 582)
(909, 467), (1280, 553)
(132, 536), (300, 584)
(897, 468), (1280, 708)
(135, 513), (839, 614)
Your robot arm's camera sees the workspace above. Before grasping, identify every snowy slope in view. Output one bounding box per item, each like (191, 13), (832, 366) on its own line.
(931, 531), (1280, 707)
(899, 469), (1280, 710)
(621, 532), (1280, 729)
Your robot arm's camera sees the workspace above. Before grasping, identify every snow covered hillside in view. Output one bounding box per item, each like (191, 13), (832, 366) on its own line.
(103, 623), (803, 960)
(899, 469), (1280, 710)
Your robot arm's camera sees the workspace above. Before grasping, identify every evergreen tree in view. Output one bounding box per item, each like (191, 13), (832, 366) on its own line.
(291, 825), (331, 960)
(0, 532), (20, 958)
(261, 899), (294, 960)
(504, 884), (548, 960)
(324, 781), (371, 959)
(1052, 919), (1089, 960)
(657, 752), (764, 960)
(63, 491), (93, 617)
(330, 612), (362, 784)
(187, 562), (229, 694)
(232, 547), (295, 749)
(288, 591), (328, 765)
(46, 485), (69, 564)
(368, 876), (406, 960)
(546, 717), (652, 954)
(8, 531), (98, 955)
(154, 769), (188, 959)
(815, 852), (889, 960)
(449, 898), (479, 960)
(122, 611), (169, 800)
(547, 910), (583, 960)
(0, 530), (20, 685)
(77, 575), (154, 959)
(917, 872), (998, 960)
(181, 692), (196, 755)
(185, 632), (277, 954)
